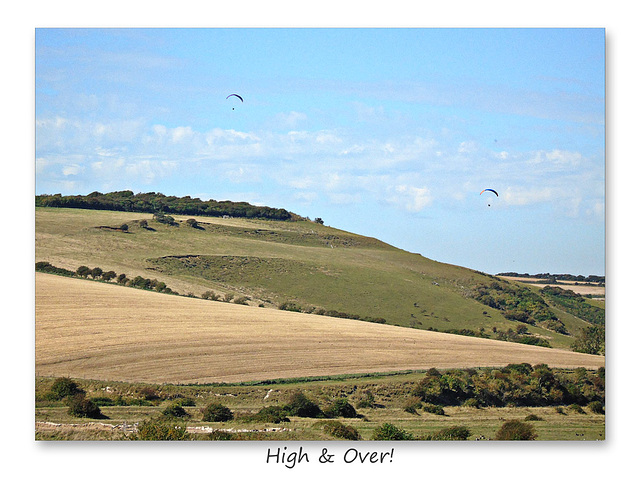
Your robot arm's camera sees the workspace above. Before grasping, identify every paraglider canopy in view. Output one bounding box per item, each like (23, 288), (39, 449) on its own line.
(226, 94), (243, 110)
(480, 188), (498, 207)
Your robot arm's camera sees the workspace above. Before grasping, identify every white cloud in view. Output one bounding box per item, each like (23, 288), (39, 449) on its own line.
(170, 126), (194, 143)
(386, 185), (432, 212)
(528, 149), (583, 167)
(502, 186), (554, 206)
(62, 164), (83, 176)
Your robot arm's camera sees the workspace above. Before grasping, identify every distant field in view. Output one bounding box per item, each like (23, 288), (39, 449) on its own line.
(36, 273), (604, 384)
(498, 276), (605, 297)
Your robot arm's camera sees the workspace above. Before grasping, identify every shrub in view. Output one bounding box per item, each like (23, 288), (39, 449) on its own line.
(49, 377), (84, 400)
(233, 296), (250, 305)
(371, 423), (414, 441)
(208, 430), (234, 441)
(495, 420), (537, 440)
(424, 426), (471, 441)
(162, 402), (190, 418)
(588, 401), (605, 415)
(136, 419), (190, 440)
(463, 398), (480, 408)
(423, 403), (445, 416)
(249, 406), (290, 424)
(354, 390), (376, 409)
(319, 420), (361, 440)
(569, 404), (586, 414)
(202, 403), (234, 422)
(325, 398), (358, 418)
(284, 392), (324, 418)
(67, 394), (102, 419)
(524, 414), (543, 421)
(138, 386), (161, 401)
(202, 291), (220, 301)
(403, 397), (423, 415)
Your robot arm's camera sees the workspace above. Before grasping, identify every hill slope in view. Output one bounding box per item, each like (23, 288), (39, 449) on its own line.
(35, 206), (599, 350)
(35, 273), (604, 384)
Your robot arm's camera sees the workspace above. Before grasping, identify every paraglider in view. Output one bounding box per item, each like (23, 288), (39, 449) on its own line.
(480, 188), (498, 207)
(226, 94), (243, 110)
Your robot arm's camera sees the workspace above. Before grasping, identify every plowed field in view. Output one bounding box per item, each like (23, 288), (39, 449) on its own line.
(36, 273), (604, 384)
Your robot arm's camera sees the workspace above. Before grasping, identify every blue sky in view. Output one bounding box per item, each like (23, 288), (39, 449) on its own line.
(35, 28), (605, 275)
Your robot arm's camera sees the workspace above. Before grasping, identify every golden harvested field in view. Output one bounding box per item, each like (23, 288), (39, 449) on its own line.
(498, 276), (605, 297)
(36, 273), (604, 384)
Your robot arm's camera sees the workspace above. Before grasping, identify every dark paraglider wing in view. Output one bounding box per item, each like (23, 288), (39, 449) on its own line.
(226, 94), (244, 102)
(480, 189), (498, 197)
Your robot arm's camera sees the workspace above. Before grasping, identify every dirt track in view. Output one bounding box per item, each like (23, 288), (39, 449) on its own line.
(36, 273), (604, 384)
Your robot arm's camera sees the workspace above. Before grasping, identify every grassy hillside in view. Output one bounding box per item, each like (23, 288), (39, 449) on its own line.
(35, 206), (599, 350)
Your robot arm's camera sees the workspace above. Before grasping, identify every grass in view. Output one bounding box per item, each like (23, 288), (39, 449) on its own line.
(35, 374), (605, 441)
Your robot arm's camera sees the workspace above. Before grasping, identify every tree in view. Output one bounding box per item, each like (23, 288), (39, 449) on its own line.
(102, 270), (117, 282)
(67, 394), (102, 418)
(571, 325), (605, 355)
(117, 273), (128, 284)
(202, 403), (234, 422)
(76, 265), (91, 277)
(284, 392), (324, 418)
(162, 402), (190, 418)
(90, 267), (103, 279)
(325, 398), (358, 418)
(49, 377), (84, 400)
(314, 218), (324, 225)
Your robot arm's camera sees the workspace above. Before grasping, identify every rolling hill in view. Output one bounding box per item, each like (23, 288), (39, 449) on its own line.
(35, 272), (604, 384)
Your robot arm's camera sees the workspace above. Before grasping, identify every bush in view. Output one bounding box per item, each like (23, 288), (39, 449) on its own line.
(355, 390), (376, 409)
(524, 414), (543, 421)
(67, 394), (103, 419)
(588, 401), (605, 414)
(49, 377), (84, 400)
(325, 398), (358, 418)
(208, 430), (234, 440)
(371, 423), (414, 441)
(233, 296), (250, 305)
(495, 420), (537, 440)
(284, 392), (324, 418)
(424, 426), (471, 441)
(569, 404), (586, 414)
(162, 402), (190, 418)
(463, 398), (480, 408)
(249, 406), (290, 424)
(136, 419), (190, 440)
(319, 420), (361, 440)
(202, 403), (234, 422)
(138, 386), (161, 401)
(423, 403), (445, 416)
(403, 398), (422, 415)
